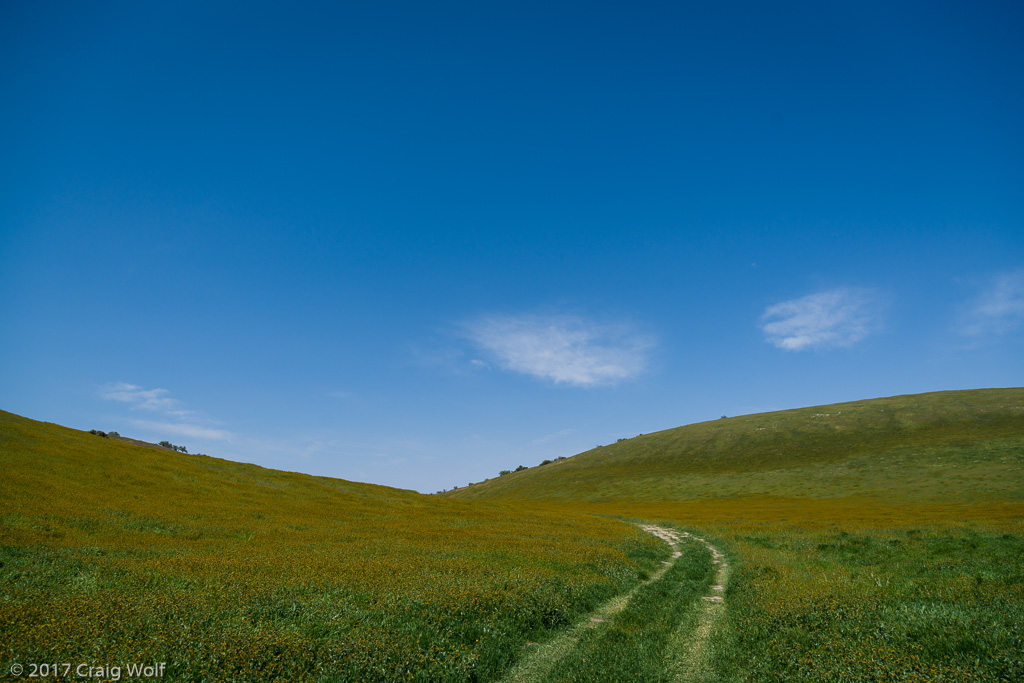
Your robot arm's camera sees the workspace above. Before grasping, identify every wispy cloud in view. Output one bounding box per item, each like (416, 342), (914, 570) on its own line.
(99, 382), (233, 441)
(761, 288), (880, 351)
(462, 313), (653, 386)
(99, 382), (191, 416)
(960, 270), (1024, 337)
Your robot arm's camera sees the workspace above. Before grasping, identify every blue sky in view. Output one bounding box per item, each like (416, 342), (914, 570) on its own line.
(2, 1), (1022, 493)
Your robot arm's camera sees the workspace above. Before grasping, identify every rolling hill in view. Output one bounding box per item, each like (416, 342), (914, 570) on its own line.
(0, 410), (661, 681)
(445, 388), (1024, 508)
(445, 388), (1024, 681)
(4, 389), (1022, 681)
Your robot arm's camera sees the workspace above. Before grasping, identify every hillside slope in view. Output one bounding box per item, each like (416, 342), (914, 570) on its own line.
(0, 410), (660, 681)
(444, 388), (1024, 682)
(445, 388), (1024, 504)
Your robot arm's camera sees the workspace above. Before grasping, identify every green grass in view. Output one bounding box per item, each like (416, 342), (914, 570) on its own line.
(445, 388), (1024, 504)
(447, 388), (1024, 681)
(711, 525), (1024, 682)
(0, 410), (662, 681)
(4, 388), (1023, 681)
(542, 531), (715, 682)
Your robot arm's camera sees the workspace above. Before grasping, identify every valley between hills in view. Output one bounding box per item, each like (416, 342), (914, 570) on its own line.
(3, 388), (1022, 681)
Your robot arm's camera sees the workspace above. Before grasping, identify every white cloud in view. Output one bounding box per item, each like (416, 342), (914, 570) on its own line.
(99, 382), (233, 441)
(98, 382), (190, 416)
(463, 313), (653, 386)
(961, 270), (1024, 337)
(761, 288), (879, 351)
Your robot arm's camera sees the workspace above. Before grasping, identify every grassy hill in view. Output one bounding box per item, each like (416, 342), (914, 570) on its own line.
(4, 389), (1022, 682)
(0, 410), (662, 682)
(445, 389), (1024, 682)
(446, 388), (1024, 507)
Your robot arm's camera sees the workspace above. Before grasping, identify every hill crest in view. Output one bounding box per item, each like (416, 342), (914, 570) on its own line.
(444, 388), (1024, 504)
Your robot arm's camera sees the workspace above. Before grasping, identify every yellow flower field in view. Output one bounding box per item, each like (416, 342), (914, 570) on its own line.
(0, 411), (663, 681)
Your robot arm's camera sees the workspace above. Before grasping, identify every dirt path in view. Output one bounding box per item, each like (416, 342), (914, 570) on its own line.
(497, 528), (708, 679)
(665, 532), (730, 682)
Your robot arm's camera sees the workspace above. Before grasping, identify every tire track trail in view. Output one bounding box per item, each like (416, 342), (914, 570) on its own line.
(502, 523), (728, 682)
(500, 523), (684, 683)
(666, 532), (729, 682)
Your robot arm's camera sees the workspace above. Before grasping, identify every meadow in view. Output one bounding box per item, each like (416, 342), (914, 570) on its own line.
(449, 389), (1024, 681)
(717, 523), (1024, 682)
(448, 389), (1024, 505)
(0, 411), (664, 681)
(3, 388), (1023, 681)
(572, 504), (1024, 682)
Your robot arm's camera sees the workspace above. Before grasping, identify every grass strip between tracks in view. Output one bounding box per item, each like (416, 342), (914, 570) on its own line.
(503, 524), (716, 682)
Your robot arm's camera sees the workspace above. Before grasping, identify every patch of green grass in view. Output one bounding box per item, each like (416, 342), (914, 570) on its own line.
(447, 389), (1024, 505)
(5, 388), (1023, 680)
(451, 389), (1024, 681)
(541, 531), (715, 682)
(0, 410), (662, 681)
(712, 526), (1024, 682)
